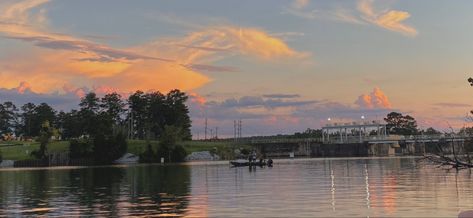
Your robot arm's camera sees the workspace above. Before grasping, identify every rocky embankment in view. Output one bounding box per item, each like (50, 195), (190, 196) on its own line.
(185, 151), (220, 161)
(0, 160), (14, 168)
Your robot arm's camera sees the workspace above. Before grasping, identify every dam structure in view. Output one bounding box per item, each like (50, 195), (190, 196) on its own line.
(241, 120), (469, 158)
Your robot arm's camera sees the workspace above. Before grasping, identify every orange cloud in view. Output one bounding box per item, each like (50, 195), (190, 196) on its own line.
(0, 1), (307, 95)
(62, 84), (86, 98)
(358, 0), (417, 36)
(355, 87), (392, 109)
(189, 92), (207, 106)
(16, 81), (32, 94)
(292, 0), (309, 9)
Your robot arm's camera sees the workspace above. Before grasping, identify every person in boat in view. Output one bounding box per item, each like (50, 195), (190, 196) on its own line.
(267, 159), (273, 167)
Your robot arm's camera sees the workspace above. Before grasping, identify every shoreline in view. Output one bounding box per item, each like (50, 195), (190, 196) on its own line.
(0, 155), (425, 171)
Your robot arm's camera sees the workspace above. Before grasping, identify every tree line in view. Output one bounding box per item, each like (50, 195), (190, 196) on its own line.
(0, 89), (192, 163)
(0, 89), (191, 140)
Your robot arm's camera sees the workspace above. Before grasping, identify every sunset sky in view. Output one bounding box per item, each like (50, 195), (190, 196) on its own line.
(1, 0), (473, 137)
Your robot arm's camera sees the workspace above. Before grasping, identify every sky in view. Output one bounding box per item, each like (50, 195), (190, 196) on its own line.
(0, 0), (473, 138)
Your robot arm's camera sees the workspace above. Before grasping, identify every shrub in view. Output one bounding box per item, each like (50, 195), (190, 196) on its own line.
(139, 144), (156, 163)
(0, 150), (3, 163)
(240, 148), (250, 156)
(93, 131), (128, 164)
(171, 145), (187, 162)
(156, 145), (170, 163)
(69, 139), (93, 159)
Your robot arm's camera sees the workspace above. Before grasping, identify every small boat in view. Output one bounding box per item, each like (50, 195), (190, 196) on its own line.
(230, 159), (271, 167)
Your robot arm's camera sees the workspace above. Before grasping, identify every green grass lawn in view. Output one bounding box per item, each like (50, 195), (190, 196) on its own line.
(0, 141), (69, 160)
(0, 140), (248, 161)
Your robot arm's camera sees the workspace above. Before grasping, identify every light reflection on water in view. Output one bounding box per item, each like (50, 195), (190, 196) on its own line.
(0, 158), (472, 217)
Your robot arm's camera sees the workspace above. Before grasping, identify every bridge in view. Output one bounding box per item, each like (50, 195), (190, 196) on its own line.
(233, 134), (470, 145)
(206, 120), (472, 157)
(237, 134), (471, 158)
(222, 120), (472, 158)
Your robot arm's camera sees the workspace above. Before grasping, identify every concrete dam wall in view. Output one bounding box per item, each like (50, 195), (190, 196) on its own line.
(255, 140), (466, 158)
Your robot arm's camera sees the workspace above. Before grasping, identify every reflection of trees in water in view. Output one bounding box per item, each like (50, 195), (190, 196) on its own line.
(68, 167), (125, 217)
(124, 165), (191, 216)
(67, 164), (191, 217)
(0, 169), (70, 216)
(0, 165), (190, 217)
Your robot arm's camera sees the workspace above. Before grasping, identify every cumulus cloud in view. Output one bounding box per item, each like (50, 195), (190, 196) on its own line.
(355, 87), (392, 109)
(0, 82), (78, 111)
(188, 93), (396, 137)
(0, 0), (308, 95)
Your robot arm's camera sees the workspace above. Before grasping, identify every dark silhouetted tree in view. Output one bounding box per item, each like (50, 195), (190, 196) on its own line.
(422, 127), (441, 135)
(57, 110), (82, 139)
(0, 101), (18, 135)
(164, 90), (192, 140)
(128, 91), (148, 139)
(384, 112), (418, 135)
(100, 92), (125, 124)
(18, 103), (36, 137)
(79, 92), (100, 135)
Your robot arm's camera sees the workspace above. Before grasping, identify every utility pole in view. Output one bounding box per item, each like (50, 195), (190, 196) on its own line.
(129, 110), (134, 140)
(215, 127), (218, 139)
(204, 117), (208, 140)
(238, 119), (242, 139)
(210, 129), (213, 140)
(234, 120), (237, 142)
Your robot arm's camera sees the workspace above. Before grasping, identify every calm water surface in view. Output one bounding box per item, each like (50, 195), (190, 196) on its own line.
(0, 157), (472, 217)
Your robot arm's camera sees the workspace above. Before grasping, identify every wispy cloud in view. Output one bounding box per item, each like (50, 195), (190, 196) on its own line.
(332, 8), (366, 25)
(284, 0), (417, 37)
(0, 0), (308, 94)
(358, 0), (417, 36)
(182, 64), (239, 73)
(263, 94), (301, 99)
(433, 103), (472, 108)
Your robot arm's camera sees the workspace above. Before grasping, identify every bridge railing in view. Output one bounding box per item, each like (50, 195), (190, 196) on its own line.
(246, 137), (323, 144)
(324, 134), (472, 144)
(206, 134), (473, 145)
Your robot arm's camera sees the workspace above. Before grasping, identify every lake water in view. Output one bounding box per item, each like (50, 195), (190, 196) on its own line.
(0, 157), (472, 217)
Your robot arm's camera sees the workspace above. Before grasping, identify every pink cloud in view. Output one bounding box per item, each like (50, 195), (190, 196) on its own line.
(355, 87), (392, 109)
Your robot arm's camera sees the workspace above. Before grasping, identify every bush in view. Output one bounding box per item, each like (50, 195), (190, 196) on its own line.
(171, 145), (187, 162)
(69, 139), (93, 159)
(139, 144), (156, 163)
(0, 150), (3, 163)
(240, 148), (250, 156)
(156, 145), (170, 163)
(93, 131), (128, 164)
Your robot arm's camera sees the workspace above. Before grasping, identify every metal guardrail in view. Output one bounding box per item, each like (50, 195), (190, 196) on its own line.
(246, 137), (323, 144)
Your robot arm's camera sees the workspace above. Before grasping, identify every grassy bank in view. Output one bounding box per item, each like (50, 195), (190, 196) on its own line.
(0, 140), (250, 161)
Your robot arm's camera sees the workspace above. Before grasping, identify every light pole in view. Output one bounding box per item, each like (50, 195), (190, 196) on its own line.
(360, 115), (365, 142)
(324, 117), (332, 143)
